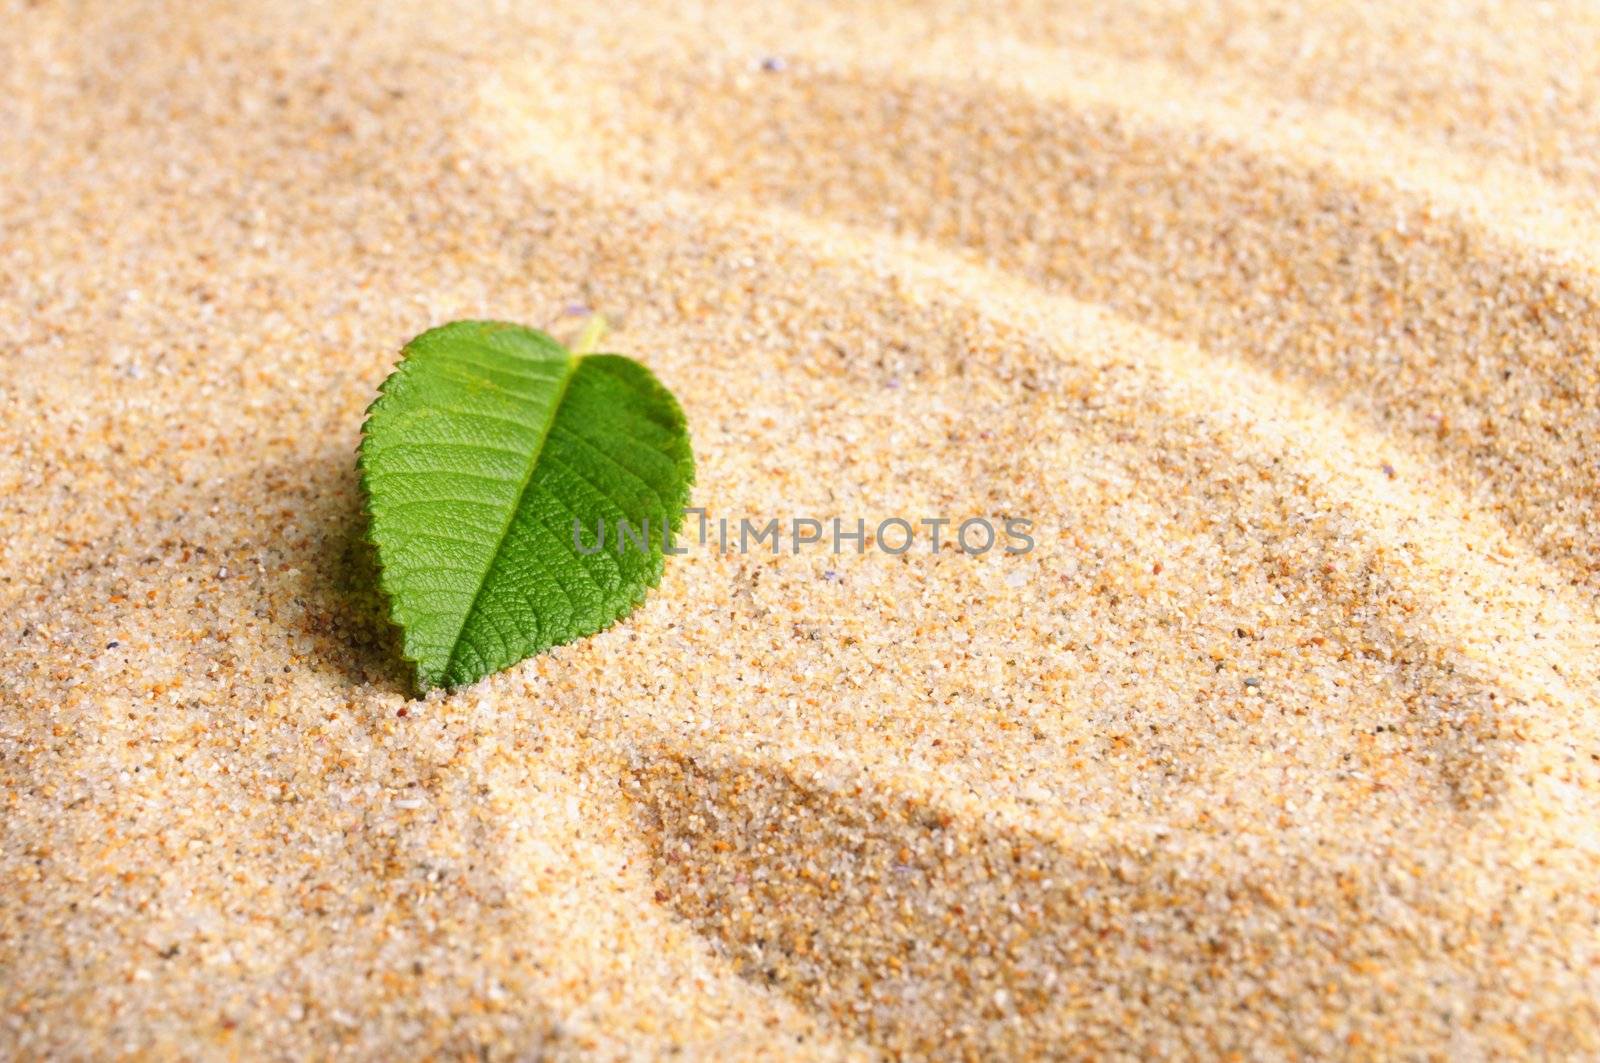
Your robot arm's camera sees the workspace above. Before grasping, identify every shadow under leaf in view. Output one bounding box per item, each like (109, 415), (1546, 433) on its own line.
(300, 470), (414, 698)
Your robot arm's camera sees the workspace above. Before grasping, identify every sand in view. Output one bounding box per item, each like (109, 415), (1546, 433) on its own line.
(3, 0), (1599, 1058)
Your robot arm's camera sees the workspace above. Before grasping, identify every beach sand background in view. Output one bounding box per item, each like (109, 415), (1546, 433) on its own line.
(4, 0), (1600, 1057)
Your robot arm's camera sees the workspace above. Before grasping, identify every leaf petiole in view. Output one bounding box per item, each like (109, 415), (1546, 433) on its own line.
(573, 313), (609, 355)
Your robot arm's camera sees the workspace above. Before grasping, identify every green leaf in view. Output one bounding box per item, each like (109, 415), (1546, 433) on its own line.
(358, 320), (695, 692)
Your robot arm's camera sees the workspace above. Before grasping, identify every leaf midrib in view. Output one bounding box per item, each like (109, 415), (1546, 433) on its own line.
(441, 349), (581, 682)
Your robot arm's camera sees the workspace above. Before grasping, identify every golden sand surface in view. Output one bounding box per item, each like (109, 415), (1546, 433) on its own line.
(4, 1), (1600, 1057)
